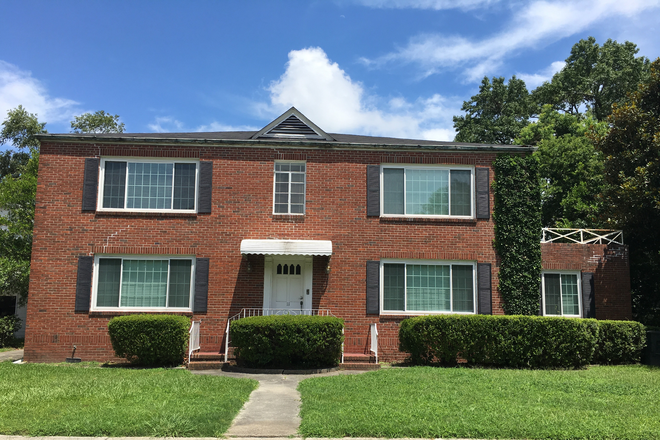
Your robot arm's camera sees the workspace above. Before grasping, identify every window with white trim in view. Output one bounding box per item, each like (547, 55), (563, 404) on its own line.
(381, 261), (476, 314)
(92, 256), (195, 310)
(273, 162), (306, 214)
(542, 272), (581, 317)
(99, 158), (198, 212)
(381, 166), (473, 217)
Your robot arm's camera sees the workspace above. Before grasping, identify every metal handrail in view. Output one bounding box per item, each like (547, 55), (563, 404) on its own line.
(224, 308), (335, 362)
(370, 323), (379, 364)
(541, 228), (624, 245)
(188, 320), (200, 364)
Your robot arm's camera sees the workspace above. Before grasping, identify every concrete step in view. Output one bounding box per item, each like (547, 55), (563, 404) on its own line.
(190, 351), (224, 361)
(187, 360), (225, 370)
(343, 353), (377, 363)
(340, 362), (381, 370)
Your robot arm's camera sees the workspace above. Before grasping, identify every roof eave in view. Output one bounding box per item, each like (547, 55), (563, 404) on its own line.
(35, 133), (535, 153)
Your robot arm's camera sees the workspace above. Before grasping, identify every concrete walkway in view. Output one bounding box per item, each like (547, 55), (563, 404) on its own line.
(0, 349), (23, 362)
(192, 368), (366, 438)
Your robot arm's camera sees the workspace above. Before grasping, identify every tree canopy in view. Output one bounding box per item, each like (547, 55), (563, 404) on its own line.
(516, 106), (609, 228)
(453, 76), (535, 144)
(594, 58), (660, 325)
(533, 37), (650, 121)
(70, 110), (125, 134)
(0, 107), (45, 304)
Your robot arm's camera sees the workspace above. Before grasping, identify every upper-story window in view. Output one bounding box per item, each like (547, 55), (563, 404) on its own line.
(381, 166), (473, 217)
(274, 162), (306, 215)
(542, 271), (581, 317)
(98, 158), (198, 212)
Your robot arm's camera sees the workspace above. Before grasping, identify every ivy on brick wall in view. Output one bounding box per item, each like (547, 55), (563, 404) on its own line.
(493, 154), (542, 315)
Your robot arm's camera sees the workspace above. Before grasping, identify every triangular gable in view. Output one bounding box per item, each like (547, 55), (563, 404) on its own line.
(251, 107), (334, 141)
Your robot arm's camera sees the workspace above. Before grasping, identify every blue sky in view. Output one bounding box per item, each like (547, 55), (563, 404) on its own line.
(1, 0), (659, 146)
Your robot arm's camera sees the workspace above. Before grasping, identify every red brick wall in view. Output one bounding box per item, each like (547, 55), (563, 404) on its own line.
(24, 142), (501, 363)
(24, 141), (631, 364)
(541, 243), (632, 320)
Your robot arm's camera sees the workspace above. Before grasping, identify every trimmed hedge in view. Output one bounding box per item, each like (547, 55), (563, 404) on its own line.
(230, 315), (344, 368)
(593, 320), (646, 364)
(0, 315), (21, 348)
(399, 315), (599, 369)
(108, 314), (190, 367)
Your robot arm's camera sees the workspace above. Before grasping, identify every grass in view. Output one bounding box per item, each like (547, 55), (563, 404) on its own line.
(0, 347), (18, 353)
(298, 365), (660, 439)
(0, 361), (257, 437)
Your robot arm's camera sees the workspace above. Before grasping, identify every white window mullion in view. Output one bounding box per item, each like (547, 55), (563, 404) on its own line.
(123, 163), (129, 209)
(403, 169), (407, 215)
(403, 263), (408, 313)
(448, 171), (452, 216)
(170, 164), (176, 210)
(288, 170), (292, 214)
(449, 265), (453, 312)
(165, 259), (171, 308)
(117, 258), (124, 308)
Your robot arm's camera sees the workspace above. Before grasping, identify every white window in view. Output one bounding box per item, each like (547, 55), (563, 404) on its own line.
(542, 272), (581, 317)
(98, 158), (198, 212)
(273, 162), (306, 214)
(381, 166), (473, 217)
(381, 261), (476, 314)
(92, 256), (195, 311)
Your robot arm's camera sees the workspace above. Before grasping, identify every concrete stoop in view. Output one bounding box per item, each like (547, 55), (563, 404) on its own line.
(340, 353), (381, 370)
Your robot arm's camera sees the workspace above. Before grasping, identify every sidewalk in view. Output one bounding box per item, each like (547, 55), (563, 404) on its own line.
(192, 368), (366, 437)
(0, 349), (23, 362)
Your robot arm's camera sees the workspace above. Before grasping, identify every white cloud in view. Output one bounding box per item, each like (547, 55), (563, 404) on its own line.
(0, 60), (80, 126)
(264, 47), (460, 141)
(148, 116), (257, 133)
(357, 0), (499, 10)
(365, 0), (660, 81)
(516, 61), (566, 89)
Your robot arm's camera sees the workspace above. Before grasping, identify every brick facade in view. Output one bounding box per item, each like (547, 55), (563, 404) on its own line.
(541, 243), (632, 321)
(23, 123), (632, 363)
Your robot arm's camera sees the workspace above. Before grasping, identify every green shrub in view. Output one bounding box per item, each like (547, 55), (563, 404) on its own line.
(230, 315), (344, 368)
(593, 320), (646, 364)
(108, 314), (190, 367)
(0, 315), (21, 348)
(399, 314), (599, 369)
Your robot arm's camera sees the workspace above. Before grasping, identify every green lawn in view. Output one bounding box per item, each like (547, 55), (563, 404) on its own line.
(0, 362), (257, 437)
(298, 365), (660, 439)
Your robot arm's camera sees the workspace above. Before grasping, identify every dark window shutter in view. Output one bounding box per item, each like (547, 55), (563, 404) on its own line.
(194, 258), (209, 313)
(75, 256), (93, 313)
(366, 260), (380, 314)
(198, 161), (213, 214)
(475, 167), (490, 219)
(582, 272), (595, 318)
(477, 263), (492, 314)
(366, 165), (380, 217)
(82, 158), (99, 211)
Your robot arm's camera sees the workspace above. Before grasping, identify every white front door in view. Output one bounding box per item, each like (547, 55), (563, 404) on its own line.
(263, 256), (313, 313)
(273, 260), (304, 310)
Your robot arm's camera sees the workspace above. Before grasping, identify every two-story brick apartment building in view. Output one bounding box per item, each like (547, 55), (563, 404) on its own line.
(23, 108), (631, 363)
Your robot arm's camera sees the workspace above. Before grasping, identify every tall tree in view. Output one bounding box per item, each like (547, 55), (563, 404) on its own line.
(70, 110), (125, 133)
(0, 107), (45, 305)
(533, 37), (650, 121)
(516, 106), (609, 228)
(593, 58), (660, 325)
(453, 76), (535, 144)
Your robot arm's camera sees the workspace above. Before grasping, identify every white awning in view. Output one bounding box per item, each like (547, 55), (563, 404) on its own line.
(240, 239), (333, 256)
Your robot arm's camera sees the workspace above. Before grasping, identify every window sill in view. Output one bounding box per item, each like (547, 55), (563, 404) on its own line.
(94, 211), (199, 218)
(272, 214), (305, 222)
(379, 216), (478, 225)
(89, 310), (194, 317)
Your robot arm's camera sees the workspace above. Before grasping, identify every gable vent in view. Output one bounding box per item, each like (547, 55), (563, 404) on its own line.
(260, 115), (323, 139)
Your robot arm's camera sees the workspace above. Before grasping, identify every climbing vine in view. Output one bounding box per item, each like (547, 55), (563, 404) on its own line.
(493, 154), (542, 315)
